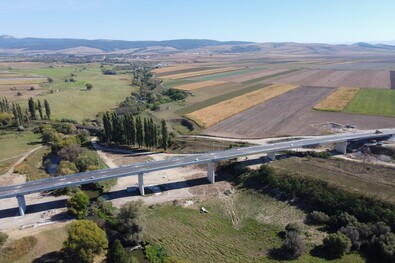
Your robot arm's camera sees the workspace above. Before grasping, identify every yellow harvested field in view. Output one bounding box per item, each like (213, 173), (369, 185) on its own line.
(175, 80), (227, 91)
(314, 87), (360, 112)
(159, 67), (243, 80)
(185, 84), (299, 128)
(152, 65), (197, 74)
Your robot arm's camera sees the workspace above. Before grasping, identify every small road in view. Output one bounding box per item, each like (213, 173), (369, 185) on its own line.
(0, 129), (394, 200)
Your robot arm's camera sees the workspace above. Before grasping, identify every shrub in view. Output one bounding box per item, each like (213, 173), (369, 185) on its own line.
(323, 232), (352, 258)
(0, 232), (8, 246)
(307, 211), (330, 225)
(107, 239), (138, 263)
(285, 222), (302, 234)
(145, 244), (167, 263)
(340, 224), (361, 250)
(283, 231), (305, 259)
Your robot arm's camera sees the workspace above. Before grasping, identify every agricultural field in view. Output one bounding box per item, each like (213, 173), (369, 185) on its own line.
(152, 64), (200, 74)
(175, 80), (227, 91)
(185, 84), (299, 128)
(205, 86), (333, 138)
(205, 86), (395, 138)
(344, 89), (395, 117)
(0, 63), (136, 122)
(262, 69), (392, 88)
(391, 71), (395, 89)
(313, 87), (360, 112)
(218, 68), (291, 83)
(157, 67), (243, 80)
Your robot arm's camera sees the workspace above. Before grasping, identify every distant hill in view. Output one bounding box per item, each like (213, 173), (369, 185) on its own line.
(1, 35), (395, 56)
(0, 35), (251, 52)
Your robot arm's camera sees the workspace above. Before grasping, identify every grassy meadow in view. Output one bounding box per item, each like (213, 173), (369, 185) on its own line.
(4, 63), (136, 122)
(145, 191), (364, 263)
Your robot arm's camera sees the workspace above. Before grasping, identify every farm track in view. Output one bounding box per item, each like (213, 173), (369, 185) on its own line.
(205, 86), (395, 138)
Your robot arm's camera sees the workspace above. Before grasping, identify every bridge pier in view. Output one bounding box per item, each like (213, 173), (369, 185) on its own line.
(267, 152), (276, 161)
(335, 141), (348, 154)
(138, 173), (145, 196)
(207, 162), (216, 183)
(17, 195), (26, 216)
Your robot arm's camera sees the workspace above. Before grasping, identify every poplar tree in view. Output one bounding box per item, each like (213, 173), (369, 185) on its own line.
(37, 99), (43, 119)
(28, 97), (36, 119)
(102, 112), (112, 142)
(136, 116), (143, 148)
(44, 99), (51, 119)
(144, 118), (149, 147)
(161, 119), (168, 150)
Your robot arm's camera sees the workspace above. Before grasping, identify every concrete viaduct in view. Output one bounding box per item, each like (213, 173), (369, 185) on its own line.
(0, 129), (394, 216)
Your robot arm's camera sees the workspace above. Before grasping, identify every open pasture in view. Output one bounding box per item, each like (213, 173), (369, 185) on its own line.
(0, 84), (42, 101)
(263, 69), (391, 88)
(6, 63), (136, 122)
(174, 80), (227, 91)
(158, 67), (243, 80)
(314, 87), (360, 112)
(205, 86), (395, 138)
(185, 84), (298, 128)
(344, 89), (395, 117)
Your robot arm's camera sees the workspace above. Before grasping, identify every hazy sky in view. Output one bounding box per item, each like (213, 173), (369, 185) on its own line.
(0, 0), (394, 43)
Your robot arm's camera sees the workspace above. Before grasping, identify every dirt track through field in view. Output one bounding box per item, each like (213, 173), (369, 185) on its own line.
(205, 86), (395, 138)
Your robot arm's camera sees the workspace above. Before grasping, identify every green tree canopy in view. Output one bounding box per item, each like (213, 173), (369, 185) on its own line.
(117, 200), (145, 246)
(67, 191), (90, 219)
(63, 220), (108, 263)
(107, 239), (138, 263)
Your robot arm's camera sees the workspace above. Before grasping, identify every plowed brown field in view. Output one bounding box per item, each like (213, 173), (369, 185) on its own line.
(205, 86), (395, 138)
(218, 68), (289, 82)
(185, 84), (299, 128)
(263, 69), (391, 88)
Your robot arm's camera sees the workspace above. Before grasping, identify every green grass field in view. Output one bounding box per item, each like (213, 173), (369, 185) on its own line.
(0, 131), (42, 174)
(344, 89), (395, 117)
(145, 191), (364, 263)
(10, 64), (137, 122)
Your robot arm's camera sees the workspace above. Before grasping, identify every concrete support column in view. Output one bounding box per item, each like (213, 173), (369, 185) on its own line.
(335, 141), (348, 154)
(17, 195), (26, 216)
(207, 162), (216, 184)
(267, 152), (276, 161)
(138, 173), (145, 196)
